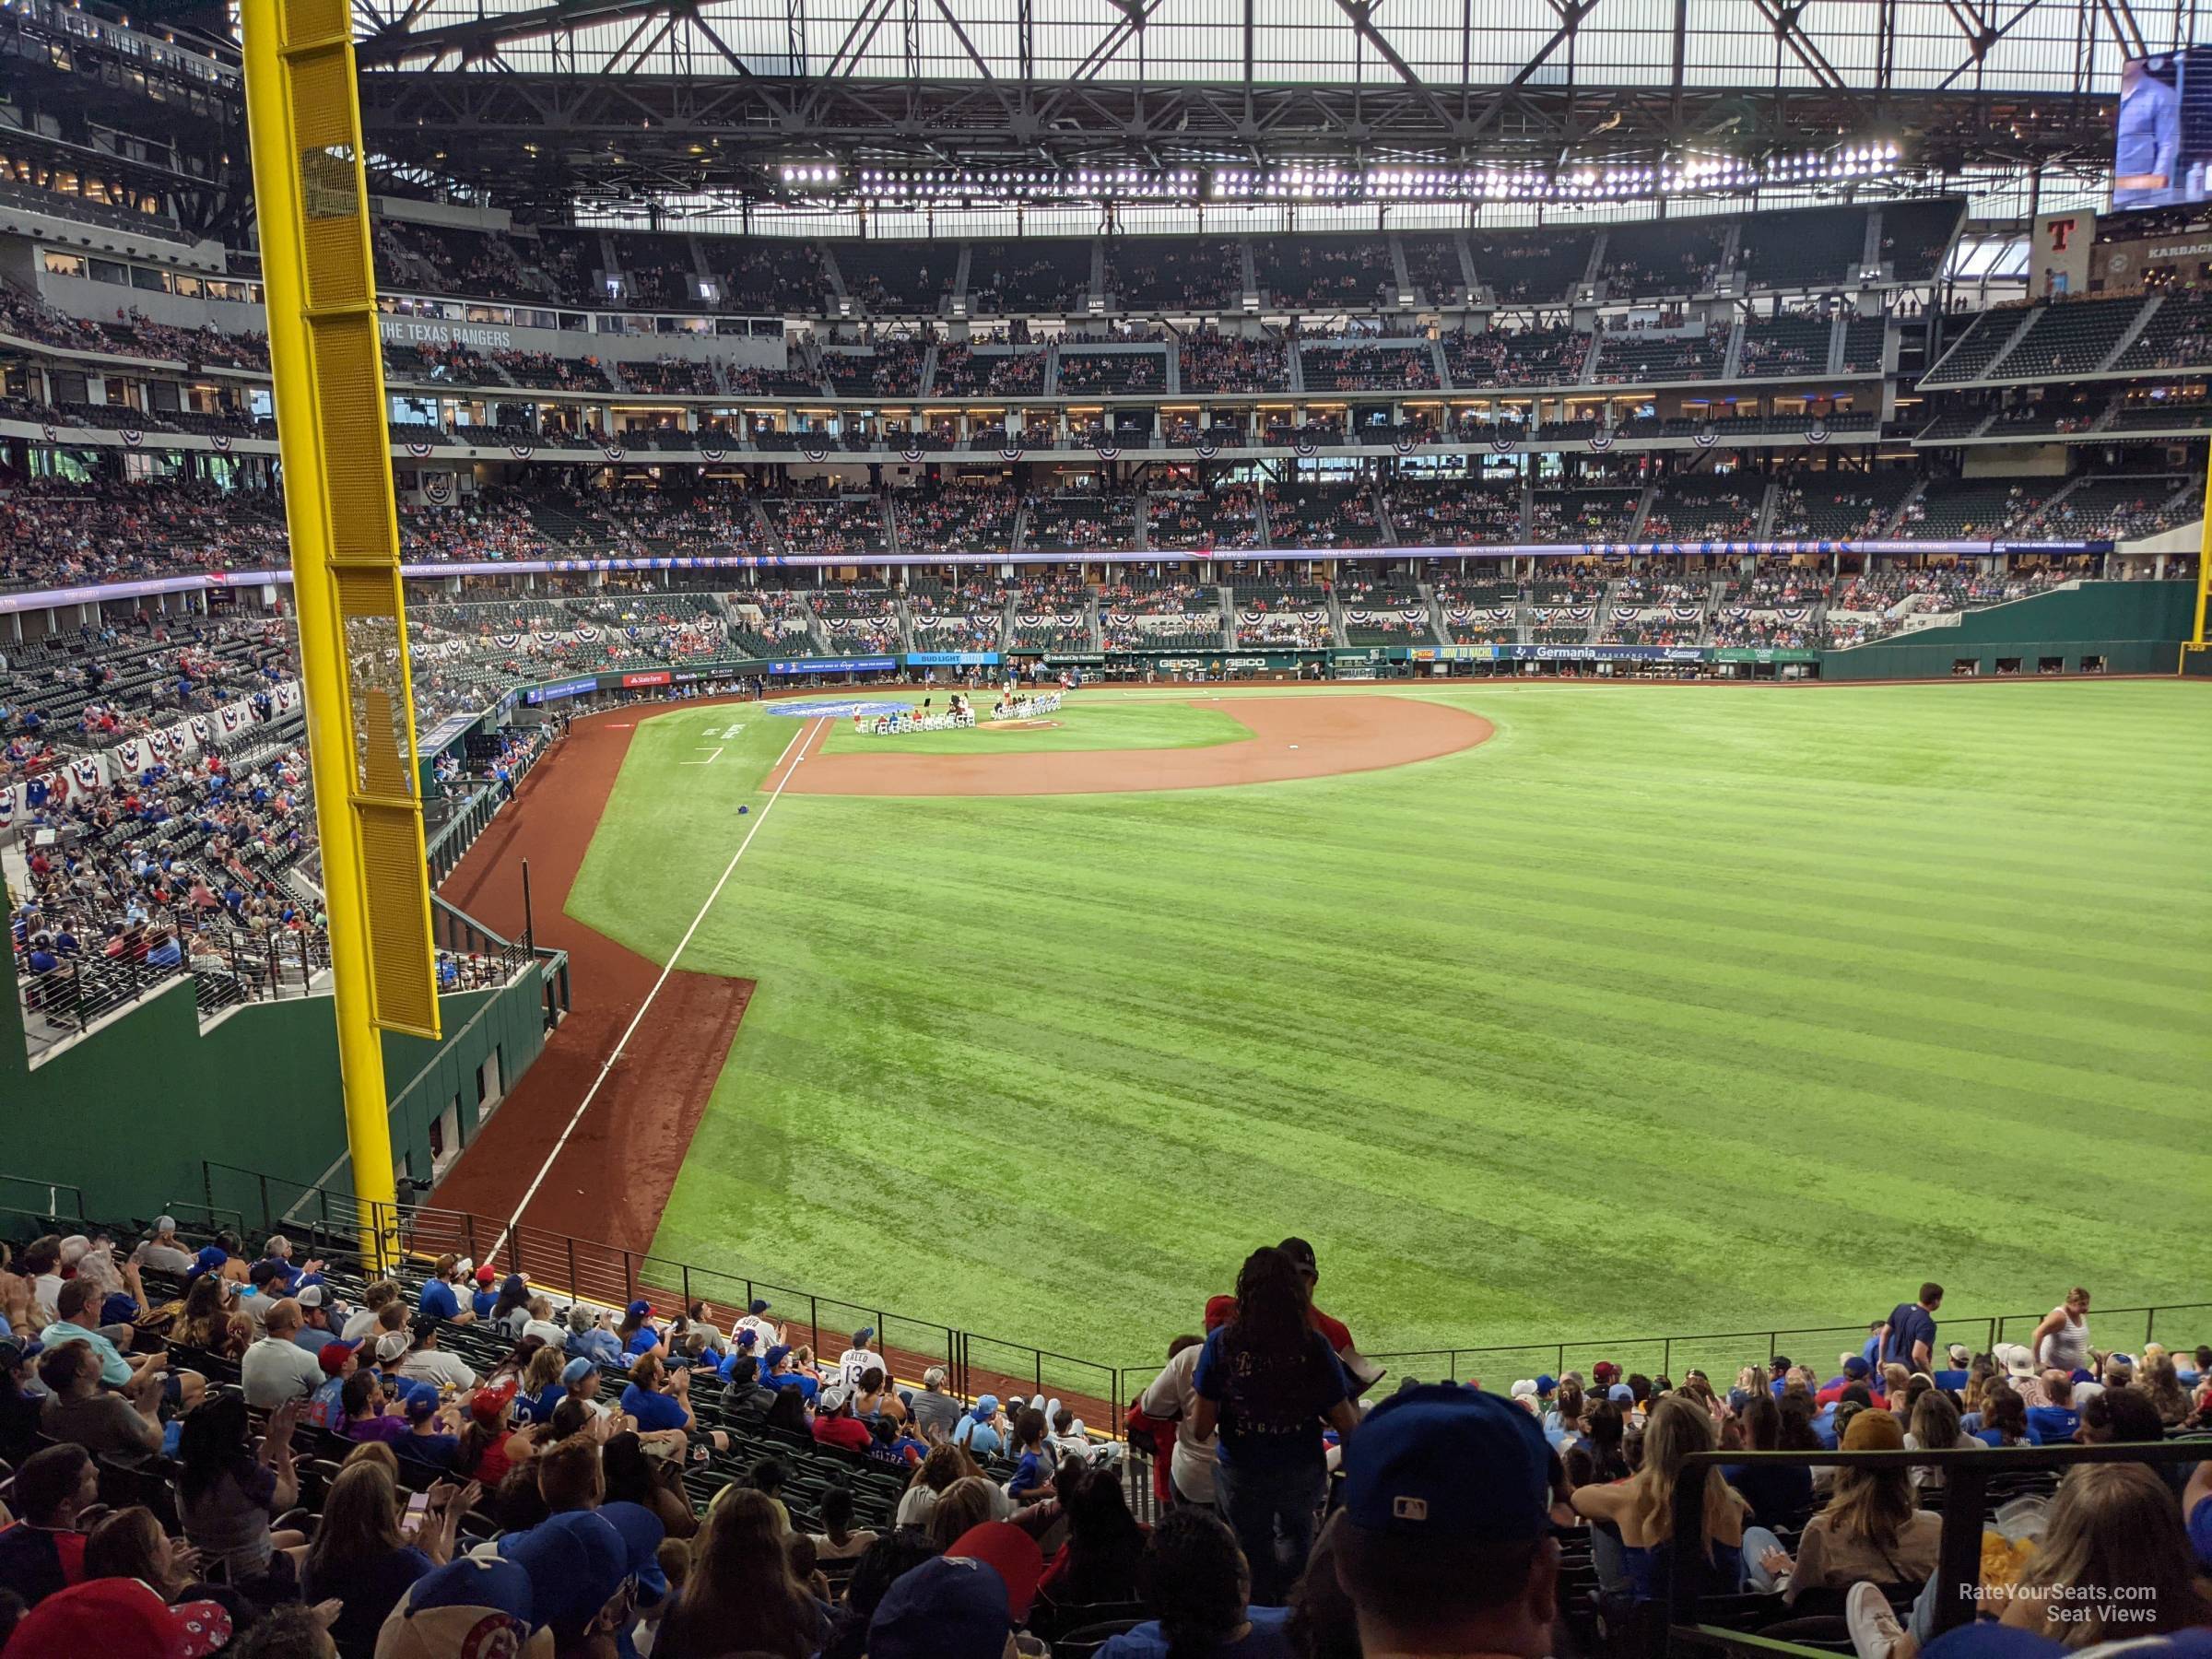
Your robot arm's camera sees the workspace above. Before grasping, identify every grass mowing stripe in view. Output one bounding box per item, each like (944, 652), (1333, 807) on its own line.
(557, 683), (2212, 1373)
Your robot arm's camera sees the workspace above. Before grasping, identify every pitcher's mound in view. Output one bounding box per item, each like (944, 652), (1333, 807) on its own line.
(982, 718), (1063, 733)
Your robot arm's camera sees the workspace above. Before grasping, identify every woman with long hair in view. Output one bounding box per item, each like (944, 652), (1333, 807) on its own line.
(1188, 1246), (1357, 1606)
(83, 1503), (258, 1632)
(926, 1477), (1000, 1551)
(1973, 1383), (2031, 1448)
(2139, 1355), (2191, 1425)
(1574, 1398), (1632, 1485)
(301, 1460), (478, 1658)
(173, 1274), (250, 1358)
(1847, 1463), (2212, 1659)
(1721, 1391), (1813, 1531)
(2004, 1465), (2212, 1645)
(894, 1441), (982, 1529)
(1750, 1408), (1938, 1599)
(1039, 1462), (1150, 1606)
(602, 1429), (699, 1540)
(178, 1394), (307, 1599)
(1571, 1393), (1747, 1599)
(490, 1275), (533, 1333)
(655, 1486), (826, 1659)
(763, 1383), (813, 1437)
(1100, 1506), (1287, 1659)
(1903, 1389), (1979, 1489)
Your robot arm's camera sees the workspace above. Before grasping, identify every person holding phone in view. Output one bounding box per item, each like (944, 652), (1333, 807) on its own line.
(302, 1460), (481, 1658)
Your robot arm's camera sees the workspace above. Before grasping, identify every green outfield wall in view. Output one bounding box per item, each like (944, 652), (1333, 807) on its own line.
(0, 946), (553, 1229)
(1818, 581), (2194, 681)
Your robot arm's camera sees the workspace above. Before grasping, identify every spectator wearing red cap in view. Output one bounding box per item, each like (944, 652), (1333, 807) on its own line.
(457, 1382), (524, 1487)
(307, 1341), (360, 1430)
(469, 1265), (500, 1322)
(0, 1573), (231, 1659)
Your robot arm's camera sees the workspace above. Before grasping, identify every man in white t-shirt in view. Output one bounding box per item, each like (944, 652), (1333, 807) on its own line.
(397, 1315), (481, 1392)
(1137, 1335), (1219, 1506)
(734, 1299), (781, 1349)
(241, 1300), (326, 1407)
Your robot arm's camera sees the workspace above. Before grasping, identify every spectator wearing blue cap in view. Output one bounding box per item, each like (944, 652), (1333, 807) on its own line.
(1818, 1356), (1877, 1406)
(759, 1344), (820, 1405)
(500, 1508), (644, 1655)
(1332, 1384), (1559, 1659)
(617, 1302), (662, 1360)
(952, 1394), (1005, 1458)
(372, 1555), (552, 1659)
(0, 1333), (47, 1465)
(713, 1327), (761, 1391)
(1191, 1248), (1358, 1606)
(834, 1328), (878, 1391)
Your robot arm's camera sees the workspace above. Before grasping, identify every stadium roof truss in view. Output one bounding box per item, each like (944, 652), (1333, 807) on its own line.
(337, 0), (2194, 213)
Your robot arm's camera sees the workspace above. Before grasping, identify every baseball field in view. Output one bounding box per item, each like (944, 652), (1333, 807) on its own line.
(522, 679), (2211, 1381)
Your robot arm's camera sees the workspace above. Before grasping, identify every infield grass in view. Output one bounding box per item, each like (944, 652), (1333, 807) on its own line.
(817, 697), (1249, 756)
(567, 681), (2212, 1382)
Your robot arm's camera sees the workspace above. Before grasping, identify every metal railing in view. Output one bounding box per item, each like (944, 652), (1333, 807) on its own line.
(424, 730), (557, 885)
(17, 923), (331, 1044)
(1666, 1438), (2212, 1658)
(1353, 1305), (2212, 1393)
(194, 1154), (2212, 1442)
(195, 1162), (1127, 1427)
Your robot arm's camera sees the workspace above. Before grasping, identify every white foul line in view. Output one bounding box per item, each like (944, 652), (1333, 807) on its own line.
(488, 718), (821, 1258)
(681, 747), (724, 765)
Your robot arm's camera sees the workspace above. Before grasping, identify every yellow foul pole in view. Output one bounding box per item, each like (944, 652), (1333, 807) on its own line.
(2195, 439), (2210, 646)
(241, 0), (440, 1269)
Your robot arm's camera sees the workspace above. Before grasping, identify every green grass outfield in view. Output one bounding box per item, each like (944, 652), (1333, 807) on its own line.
(566, 681), (2212, 1382)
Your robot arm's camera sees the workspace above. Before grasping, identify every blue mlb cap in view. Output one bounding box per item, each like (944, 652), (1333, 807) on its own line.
(734, 1327), (759, 1348)
(1341, 1384), (1550, 1541)
(761, 1343), (793, 1371)
(500, 1512), (629, 1640)
(561, 1356), (597, 1386)
(379, 1557), (551, 1659)
(1843, 1356), (1871, 1378)
(868, 1555), (1014, 1659)
(1535, 1374), (1558, 1394)
(747, 1299), (771, 1315)
(596, 1501), (665, 1568)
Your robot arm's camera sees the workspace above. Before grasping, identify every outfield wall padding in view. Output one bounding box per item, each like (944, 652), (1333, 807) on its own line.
(1818, 582), (2193, 681)
(0, 946), (551, 1227)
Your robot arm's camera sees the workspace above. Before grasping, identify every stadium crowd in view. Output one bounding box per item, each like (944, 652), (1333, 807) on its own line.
(0, 1232), (2202, 1659)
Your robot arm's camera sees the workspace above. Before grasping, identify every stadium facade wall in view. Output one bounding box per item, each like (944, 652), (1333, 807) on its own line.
(1817, 581), (2194, 680)
(0, 946), (549, 1225)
